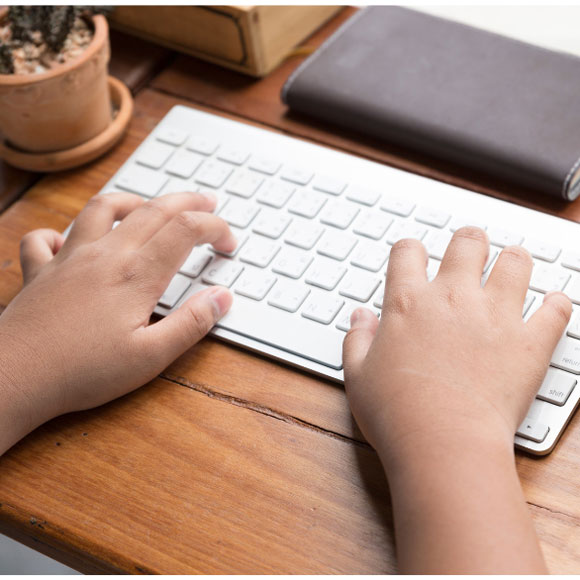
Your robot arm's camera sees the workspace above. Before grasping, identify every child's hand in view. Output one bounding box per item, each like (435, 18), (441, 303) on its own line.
(0, 192), (236, 448)
(343, 227), (572, 464)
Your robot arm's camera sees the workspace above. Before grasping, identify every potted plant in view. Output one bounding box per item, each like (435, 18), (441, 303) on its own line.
(0, 6), (133, 172)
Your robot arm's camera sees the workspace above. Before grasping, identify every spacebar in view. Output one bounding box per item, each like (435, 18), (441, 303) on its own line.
(216, 295), (344, 370)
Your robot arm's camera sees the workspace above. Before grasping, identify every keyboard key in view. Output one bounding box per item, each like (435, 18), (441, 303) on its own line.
(234, 268), (277, 301)
(427, 258), (441, 281)
(209, 226), (248, 257)
(529, 265), (570, 293)
(280, 166), (314, 185)
(386, 221), (428, 245)
(256, 181), (295, 208)
(179, 247), (213, 278)
(225, 170), (263, 198)
(415, 206), (451, 228)
(516, 418), (549, 443)
(116, 165), (168, 198)
(551, 335), (580, 374)
(319, 200), (359, 229)
(239, 236), (280, 268)
(449, 217), (487, 232)
(252, 210), (292, 239)
(346, 186), (381, 207)
(372, 284), (384, 308)
(288, 189), (327, 218)
(351, 242), (390, 272)
(157, 177), (190, 198)
(423, 230), (453, 260)
(562, 251), (580, 272)
(522, 292), (535, 316)
(268, 281), (310, 313)
(249, 156), (281, 175)
(202, 257), (244, 287)
(317, 231), (357, 261)
(312, 175), (347, 196)
(536, 368), (576, 406)
(353, 211), (393, 240)
(487, 227), (524, 248)
(136, 141), (175, 169)
(336, 306), (357, 332)
(272, 246), (313, 279)
(522, 238), (561, 263)
(284, 220), (325, 250)
(565, 276), (580, 305)
(380, 196), (415, 217)
(567, 312), (580, 339)
(165, 150), (204, 179)
(219, 200), (260, 228)
(194, 160), (234, 189)
(219, 290), (343, 369)
(484, 249), (498, 273)
(339, 271), (381, 302)
(302, 292), (344, 325)
(305, 258), (347, 291)
(217, 147), (250, 165)
(158, 274), (191, 309)
(155, 126), (188, 146)
(187, 135), (219, 155)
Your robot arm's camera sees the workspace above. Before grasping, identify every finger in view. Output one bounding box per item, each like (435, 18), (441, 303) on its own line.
(142, 286), (233, 366)
(437, 227), (489, 284)
(484, 245), (533, 311)
(108, 191), (217, 248)
(65, 193), (145, 248)
(20, 228), (65, 284)
(342, 308), (380, 375)
(526, 292), (572, 358)
(384, 238), (428, 300)
(139, 211), (237, 287)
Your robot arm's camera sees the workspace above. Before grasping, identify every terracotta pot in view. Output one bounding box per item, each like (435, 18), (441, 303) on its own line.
(0, 13), (112, 153)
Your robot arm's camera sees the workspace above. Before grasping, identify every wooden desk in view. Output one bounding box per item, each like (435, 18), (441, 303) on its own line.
(1, 9), (580, 573)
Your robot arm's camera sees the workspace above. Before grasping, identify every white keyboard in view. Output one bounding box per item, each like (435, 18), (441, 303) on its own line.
(97, 105), (580, 455)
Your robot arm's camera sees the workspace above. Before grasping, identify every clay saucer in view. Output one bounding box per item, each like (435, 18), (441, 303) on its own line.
(0, 76), (133, 172)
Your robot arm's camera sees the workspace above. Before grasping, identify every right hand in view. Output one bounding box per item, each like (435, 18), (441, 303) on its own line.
(342, 228), (572, 464)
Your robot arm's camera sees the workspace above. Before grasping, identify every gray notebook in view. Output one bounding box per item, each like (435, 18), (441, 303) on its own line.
(281, 7), (580, 201)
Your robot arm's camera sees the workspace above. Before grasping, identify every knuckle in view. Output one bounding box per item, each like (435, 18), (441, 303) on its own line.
(453, 226), (488, 244)
(174, 211), (203, 235)
(85, 194), (110, 211)
(546, 293), (572, 323)
(141, 198), (171, 220)
(391, 238), (425, 255)
(386, 286), (417, 315)
(115, 252), (145, 283)
(184, 305), (212, 341)
(501, 245), (532, 266)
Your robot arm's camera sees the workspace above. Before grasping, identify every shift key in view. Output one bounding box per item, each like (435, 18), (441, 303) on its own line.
(551, 336), (580, 374)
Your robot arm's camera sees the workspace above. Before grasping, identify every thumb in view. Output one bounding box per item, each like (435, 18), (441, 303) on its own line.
(20, 228), (65, 285)
(145, 286), (233, 366)
(342, 307), (380, 375)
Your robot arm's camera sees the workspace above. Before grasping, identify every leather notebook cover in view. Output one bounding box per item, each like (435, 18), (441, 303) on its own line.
(282, 7), (580, 201)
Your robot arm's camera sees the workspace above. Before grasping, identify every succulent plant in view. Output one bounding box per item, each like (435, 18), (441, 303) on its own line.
(0, 42), (14, 74)
(1, 6), (113, 75)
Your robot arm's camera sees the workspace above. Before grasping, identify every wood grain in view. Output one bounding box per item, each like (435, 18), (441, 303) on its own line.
(0, 377), (395, 574)
(2, 10), (580, 573)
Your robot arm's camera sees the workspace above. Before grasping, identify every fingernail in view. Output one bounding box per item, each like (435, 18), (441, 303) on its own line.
(208, 286), (233, 318)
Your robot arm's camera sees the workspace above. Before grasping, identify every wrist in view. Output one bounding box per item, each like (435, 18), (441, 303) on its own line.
(374, 418), (516, 478)
(0, 335), (60, 454)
